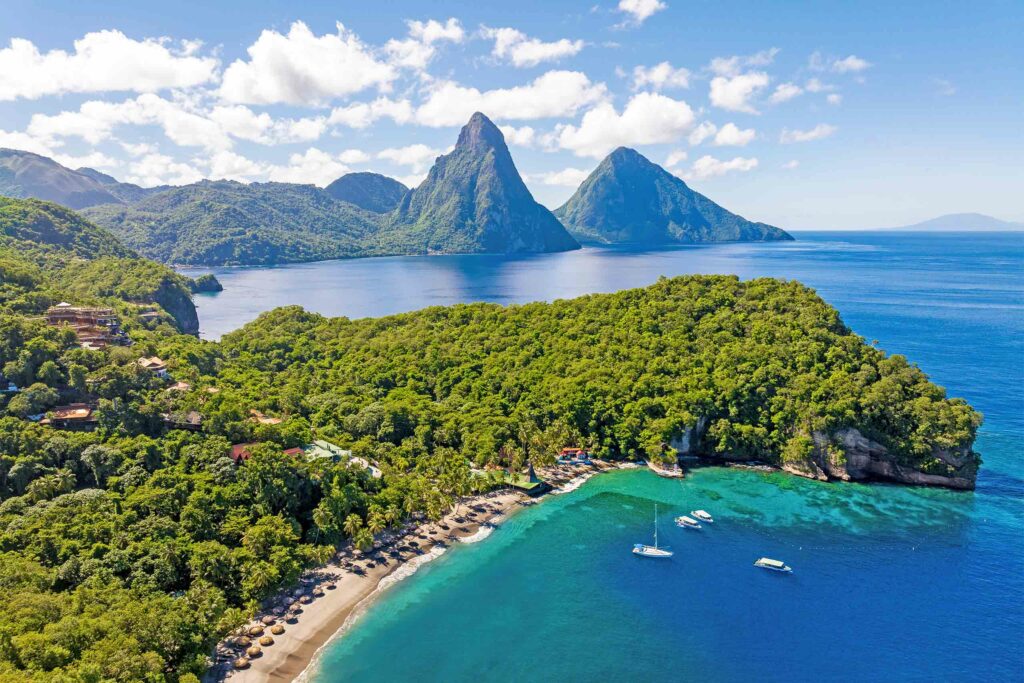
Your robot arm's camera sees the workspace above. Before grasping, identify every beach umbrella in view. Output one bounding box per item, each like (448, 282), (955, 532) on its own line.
(233, 636), (251, 648)
(326, 582), (337, 590)
(233, 657), (250, 670)
(271, 624), (285, 635)
(261, 615), (276, 625)
(247, 625), (265, 637)
(299, 594), (313, 604)
(246, 646), (262, 658)
(312, 587), (325, 597)
(272, 606), (285, 616)
(259, 636), (274, 646)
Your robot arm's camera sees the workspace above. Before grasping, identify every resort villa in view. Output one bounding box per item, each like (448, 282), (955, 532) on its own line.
(137, 356), (169, 378)
(45, 303), (130, 349)
(41, 403), (98, 431)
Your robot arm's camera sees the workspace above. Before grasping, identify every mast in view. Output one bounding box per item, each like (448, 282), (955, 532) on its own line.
(654, 504), (658, 549)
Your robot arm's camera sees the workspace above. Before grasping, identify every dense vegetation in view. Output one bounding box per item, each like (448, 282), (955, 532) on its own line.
(385, 112), (579, 254)
(556, 147), (792, 244)
(82, 181), (382, 266)
(0, 191), (982, 681)
(324, 172), (408, 213)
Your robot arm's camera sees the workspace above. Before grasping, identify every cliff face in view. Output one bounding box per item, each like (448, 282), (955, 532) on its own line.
(386, 112), (580, 254)
(676, 420), (978, 490)
(152, 279), (200, 336)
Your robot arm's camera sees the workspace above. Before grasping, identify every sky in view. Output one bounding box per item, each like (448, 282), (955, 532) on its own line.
(1, 0), (1021, 229)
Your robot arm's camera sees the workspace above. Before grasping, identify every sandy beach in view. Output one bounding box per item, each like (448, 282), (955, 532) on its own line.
(206, 460), (625, 683)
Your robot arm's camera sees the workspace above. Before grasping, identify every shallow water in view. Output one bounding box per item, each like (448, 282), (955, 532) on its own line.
(187, 232), (1024, 681)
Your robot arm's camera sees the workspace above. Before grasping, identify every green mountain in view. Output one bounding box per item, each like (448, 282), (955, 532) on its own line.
(384, 112), (579, 254)
(555, 147), (792, 244)
(74, 166), (168, 203)
(82, 180), (382, 266)
(0, 149), (124, 209)
(325, 172), (408, 213)
(0, 196), (199, 333)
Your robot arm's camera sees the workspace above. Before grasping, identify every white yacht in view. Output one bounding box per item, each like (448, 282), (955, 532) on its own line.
(691, 510), (714, 523)
(675, 515), (702, 530)
(754, 557), (792, 573)
(633, 504), (673, 558)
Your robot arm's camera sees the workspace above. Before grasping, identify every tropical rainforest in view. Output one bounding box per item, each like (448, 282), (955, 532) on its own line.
(0, 195), (980, 681)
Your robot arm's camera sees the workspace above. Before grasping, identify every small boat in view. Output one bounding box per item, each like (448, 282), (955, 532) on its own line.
(675, 515), (702, 529)
(691, 510), (713, 523)
(634, 504), (673, 558)
(754, 557), (792, 573)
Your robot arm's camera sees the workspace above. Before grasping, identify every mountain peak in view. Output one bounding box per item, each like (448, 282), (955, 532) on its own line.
(457, 112), (505, 150)
(555, 150), (792, 245)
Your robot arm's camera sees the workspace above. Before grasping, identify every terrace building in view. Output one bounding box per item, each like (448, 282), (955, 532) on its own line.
(45, 303), (129, 349)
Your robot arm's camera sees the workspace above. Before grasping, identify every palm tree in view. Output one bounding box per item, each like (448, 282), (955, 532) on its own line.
(354, 528), (373, 552)
(343, 513), (363, 539)
(367, 509), (386, 536)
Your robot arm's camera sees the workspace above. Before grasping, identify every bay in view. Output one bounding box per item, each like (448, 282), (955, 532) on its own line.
(185, 231), (1024, 681)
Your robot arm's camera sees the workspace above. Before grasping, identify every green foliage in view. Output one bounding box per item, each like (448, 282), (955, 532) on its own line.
(555, 147), (792, 244)
(324, 172), (408, 213)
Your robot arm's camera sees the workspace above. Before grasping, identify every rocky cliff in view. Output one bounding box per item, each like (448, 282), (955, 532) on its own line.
(384, 112), (580, 254)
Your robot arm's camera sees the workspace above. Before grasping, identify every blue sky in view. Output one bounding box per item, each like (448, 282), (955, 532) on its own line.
(1, 0), (1021, 228)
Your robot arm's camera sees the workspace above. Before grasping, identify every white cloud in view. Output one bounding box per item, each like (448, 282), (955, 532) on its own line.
(338, 149), (370, 164)
(206, 150), (268, 181)
(804, 78), (834, 93)
(386, 18), (464, 70)
(769, 82), (803, 104)
(683, 155), (758, 180)
(933, 78), (956, 96)
(664, 149), (688, 167)
(0, 128), (57, 156)
(632, 62), (690, 90)
(208, 105), (327, 144)
(377, 144), (443, 172)
(709, 71), (769, 113)
(415, 70), (607, 126)
(556, 92), (695, 158)
(219, 21), (395, 105)
(267, 147), (352, 186)
(53, 151), (120, 171)
(708, 48), (779, 77)
(328, 97), (414, 128)
(125, 153), (204, 187)
(781, 159), (799, 169)
(617, 0), (667, 26)
(27, 95), (232, 151)
(0, 30), (217, 101)
(530, 167), (590, 187)
(120, 142), (157, 157)
(499, 125), (538, 147)
(712, 122), (755, 146)
(483, 27), (584, 67)
(832, 55), (871, 73)
(779, 123), (837, 143)
(688, 121), (717, 146)
(394, 173), (428, 189)
(810, 52), (871, 74)
(826, 93), (842, 105)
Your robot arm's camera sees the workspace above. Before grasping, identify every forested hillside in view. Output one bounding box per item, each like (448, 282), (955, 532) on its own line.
(0, 220), (981, 681)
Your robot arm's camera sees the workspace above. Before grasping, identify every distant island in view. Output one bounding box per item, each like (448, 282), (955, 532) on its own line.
(879, 212), (1024, 231)
(1, 113), (791, 267)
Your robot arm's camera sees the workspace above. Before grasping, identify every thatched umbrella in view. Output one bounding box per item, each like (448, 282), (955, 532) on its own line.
(259, 635), (274, 646)
(299, 594), (313, 604)
(326, 582), (337, 590)
(233, 657), (250, 670)
(248, 625), (265, 637)
(261, 615), (276, 625)
(231, 635), (251, 649)
(272, 606), (285, 616)
(246, 645), (262, 658)
(312, 586), (325, 597)
(270, 624), (285, 635)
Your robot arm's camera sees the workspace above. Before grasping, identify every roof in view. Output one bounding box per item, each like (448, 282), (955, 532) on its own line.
(49, 403), (95, 421)
(302, 440), (352, 460)
(138, 356), (167, 370)
(230, 443), (258, 462)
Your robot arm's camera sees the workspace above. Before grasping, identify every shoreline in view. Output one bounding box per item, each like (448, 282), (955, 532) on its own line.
(208, 460), (629, 683)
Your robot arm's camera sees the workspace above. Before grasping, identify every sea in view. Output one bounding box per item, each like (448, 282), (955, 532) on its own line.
(184, 231), (1024, 681)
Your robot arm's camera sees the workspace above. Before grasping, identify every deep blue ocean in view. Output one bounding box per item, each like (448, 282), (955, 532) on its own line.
(186, 232), (1024, 681)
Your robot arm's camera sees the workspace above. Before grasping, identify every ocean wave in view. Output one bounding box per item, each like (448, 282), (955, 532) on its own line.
(551, 471), (597, 494)
(458, 524), (495, 544)
(294, 545), (448, 682)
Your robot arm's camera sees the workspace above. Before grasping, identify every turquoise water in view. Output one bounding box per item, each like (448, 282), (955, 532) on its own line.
(191, 232), (1024, 681)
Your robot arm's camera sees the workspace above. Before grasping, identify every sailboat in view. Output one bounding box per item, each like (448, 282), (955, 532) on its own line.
(633, 504), (673, 558)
